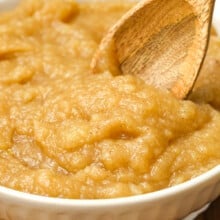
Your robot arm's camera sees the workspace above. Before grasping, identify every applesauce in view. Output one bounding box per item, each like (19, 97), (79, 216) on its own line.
(0, 0), (219, 199)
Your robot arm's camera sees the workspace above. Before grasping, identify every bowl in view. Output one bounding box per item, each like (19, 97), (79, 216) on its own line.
(0, 1), (219, 220)
(0, 166), (219, 220)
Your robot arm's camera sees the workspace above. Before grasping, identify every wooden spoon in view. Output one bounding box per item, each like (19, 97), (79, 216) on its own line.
(91, 0), (215, 99)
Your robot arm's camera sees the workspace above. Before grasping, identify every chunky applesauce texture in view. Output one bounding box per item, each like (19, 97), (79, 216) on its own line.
(0, 0), (219, 199)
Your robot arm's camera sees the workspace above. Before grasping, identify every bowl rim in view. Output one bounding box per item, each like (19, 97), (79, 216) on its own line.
(0, 165), (219, 207)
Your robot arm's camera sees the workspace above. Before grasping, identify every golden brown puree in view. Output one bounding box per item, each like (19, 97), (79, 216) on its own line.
(0, 0), (219, 199)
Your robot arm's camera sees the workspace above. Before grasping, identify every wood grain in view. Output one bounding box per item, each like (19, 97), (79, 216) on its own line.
(91, 0), (215, 99)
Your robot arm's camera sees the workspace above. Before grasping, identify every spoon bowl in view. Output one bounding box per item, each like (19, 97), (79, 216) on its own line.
(91, 0), (215, 99)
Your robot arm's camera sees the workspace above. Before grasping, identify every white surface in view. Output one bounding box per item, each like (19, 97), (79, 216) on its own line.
(0, 1), (219, 220)
(213, 0), (220, 34)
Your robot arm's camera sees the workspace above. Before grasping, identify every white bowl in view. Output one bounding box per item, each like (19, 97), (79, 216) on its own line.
(0, 1), (219, 220)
